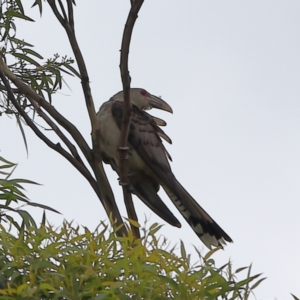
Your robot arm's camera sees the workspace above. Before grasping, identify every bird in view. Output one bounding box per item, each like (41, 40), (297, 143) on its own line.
(97, 88), (232, 248)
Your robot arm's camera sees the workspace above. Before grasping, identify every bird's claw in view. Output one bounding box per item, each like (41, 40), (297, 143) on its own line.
(118, 146), (129, 151)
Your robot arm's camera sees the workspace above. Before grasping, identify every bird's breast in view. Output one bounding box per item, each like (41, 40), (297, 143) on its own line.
(97, 107), (147, 172)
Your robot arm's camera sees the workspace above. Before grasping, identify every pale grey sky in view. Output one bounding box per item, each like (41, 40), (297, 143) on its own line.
(1, 1), (300, 299)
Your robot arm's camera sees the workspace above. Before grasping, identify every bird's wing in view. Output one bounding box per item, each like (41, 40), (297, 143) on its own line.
(107, 101), (180, 226)
(111, 101), (232, 247)
(111, 101), (173, 172)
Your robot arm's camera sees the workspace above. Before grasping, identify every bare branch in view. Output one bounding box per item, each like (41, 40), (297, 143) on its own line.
(118, 0), (144, 237)
(123, 188), (140, 239)
(47, 0), (65, 25)
(47, 0), (97, 128)
(0, 84), (20, 93)
(91, 126), (126, 236)
(46, 0), (126, 236)
(0, 57), (92, 167)
(0, 55), (126, 236)
(67, 0), (75, 30)
(0, 70), (92, 185)
(57, 0), (68, 21)
(27, 96), (84, 165)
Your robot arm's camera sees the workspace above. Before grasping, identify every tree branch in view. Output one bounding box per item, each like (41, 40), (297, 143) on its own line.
(57, 0), (68, 21)
(0, 70), (92, 185)
(119, 0), (144, 238)
(46, 1), (127, 235)
(0, 56), (92, 167)
(27, 95), (84, 165)
(0, 55), (126, 236)
(47, 0), (97, 129)
(66, 0), (75, 30)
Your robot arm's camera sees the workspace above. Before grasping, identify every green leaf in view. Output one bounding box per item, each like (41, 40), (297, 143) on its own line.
(61, 63), (81, 78)
(27, 202), (60, 214)
(0, 156), (15, 167)
(15, 0), (25, 15)
(180, 239), (187, 261)
(291, 294), (300, 300)
(251, 277), (267, 290)
(17, 209), (37, 228)
(149, 223), (163, 235)
(125, 217), (140, 228)
(5, 215), (21, 231)
(32, 0), (43, 16)
(235, 266), (249, 273)
(16, 115), (28, 155)
(10, 37), (34, 47)
(204, 247), (221, 260)
(5, 10), (34, 22)
(12, 52), (41, 67)
(41, 210), (46, 226)
(23, 48), (43, 59)
(39, 282), (56, 291)
(8, 178), (39, 185)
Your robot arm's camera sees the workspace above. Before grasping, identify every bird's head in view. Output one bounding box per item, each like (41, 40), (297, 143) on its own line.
(111, 88), (173, 113)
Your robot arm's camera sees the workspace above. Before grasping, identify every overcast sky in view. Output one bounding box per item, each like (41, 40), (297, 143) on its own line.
(1, 1), (300, 299)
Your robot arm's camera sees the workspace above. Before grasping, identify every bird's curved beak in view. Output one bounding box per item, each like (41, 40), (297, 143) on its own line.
(148, 95), (173, 113)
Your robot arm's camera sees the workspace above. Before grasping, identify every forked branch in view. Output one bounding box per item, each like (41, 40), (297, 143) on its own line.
(46, 0), (126, 235)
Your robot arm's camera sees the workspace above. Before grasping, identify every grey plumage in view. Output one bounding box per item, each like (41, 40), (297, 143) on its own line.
(97, 88), (232, 248)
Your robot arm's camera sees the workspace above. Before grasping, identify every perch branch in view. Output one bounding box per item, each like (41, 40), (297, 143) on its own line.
(119, 0), (144, 238)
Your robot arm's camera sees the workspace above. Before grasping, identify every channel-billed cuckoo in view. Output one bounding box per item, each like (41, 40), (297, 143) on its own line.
(97, 88), (232, 248)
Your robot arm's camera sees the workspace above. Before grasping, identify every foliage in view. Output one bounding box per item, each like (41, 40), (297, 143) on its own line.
(0, 221), (264, 300)
(0, 2), (298, 299)
(0, 156), (59, 231)
(0, 0), (79, 145)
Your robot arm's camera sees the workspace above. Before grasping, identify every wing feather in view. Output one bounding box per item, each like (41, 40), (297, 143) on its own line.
(111, 102), (172, 172)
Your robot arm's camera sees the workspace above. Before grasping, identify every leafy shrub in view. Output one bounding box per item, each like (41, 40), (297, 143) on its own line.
(0, 156), (59, 231)
(0, 221), (264, 300)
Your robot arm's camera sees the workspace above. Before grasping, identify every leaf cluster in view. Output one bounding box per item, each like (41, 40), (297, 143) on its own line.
(0, 0), (79, 119)
(0, 221), (264, 300)
(0, 156), (59, 232)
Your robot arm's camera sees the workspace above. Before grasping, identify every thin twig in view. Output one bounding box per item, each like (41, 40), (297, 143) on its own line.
(57, 0), (68, 22)
(0, 57), (92, 167)
(47, 0), (65, 25)
(119, 0), (144, 238)
(47, 0), (97, 127)
(27, 96), (84, 165)
(0, 70), (91, 185)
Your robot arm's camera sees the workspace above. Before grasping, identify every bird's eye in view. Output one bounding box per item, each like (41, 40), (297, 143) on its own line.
(140, 89), (147, 96)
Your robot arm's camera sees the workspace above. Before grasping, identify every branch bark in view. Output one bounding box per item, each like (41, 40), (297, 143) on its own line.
(1, 1), (148, 239)
(119, 0), (144, 238)
(0, 53), (126, 236)
(46, 0), (126, 235)
(0, 67), (91, 185)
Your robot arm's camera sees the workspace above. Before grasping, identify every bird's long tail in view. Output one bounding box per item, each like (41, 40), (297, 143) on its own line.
(162, 176), (232, 248)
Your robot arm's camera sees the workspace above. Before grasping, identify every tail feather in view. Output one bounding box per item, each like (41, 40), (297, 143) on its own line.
(130, 173), (181, 228)
(162, 176), (232, 248)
